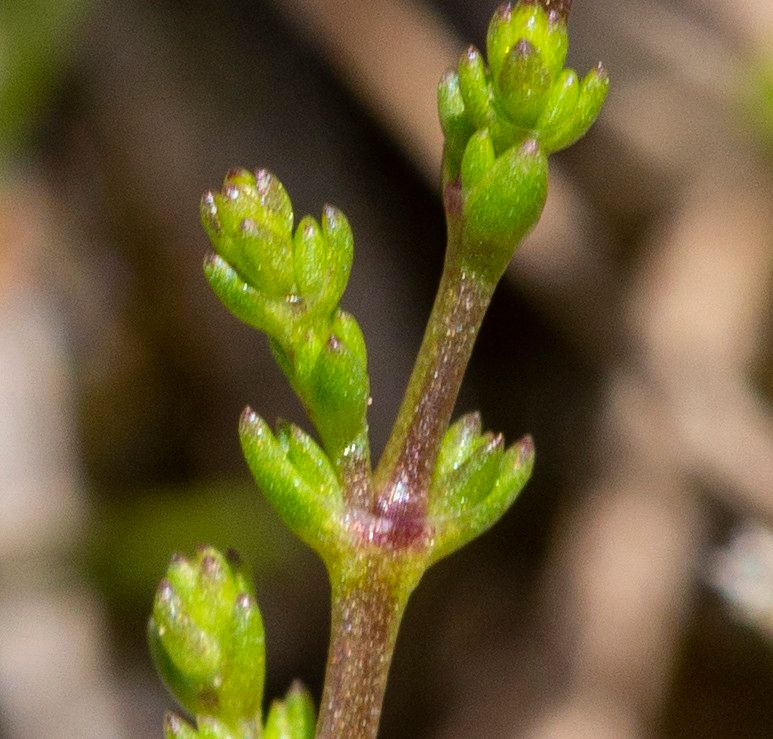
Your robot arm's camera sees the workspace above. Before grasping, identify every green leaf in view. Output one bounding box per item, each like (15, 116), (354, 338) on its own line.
(497, 40), (552, 128)
(276, 421), (341, 503)
(239, 410), (345, 552)
(164, 712), (199, 739)
(438, 70), (474, 177)
(462, 138), (548, 282)
(264, 682), (316, 739)
(320, 204), (354, 314)
(431, 435), (535, 563)
(307, 310), (370, 462)
(293, 216), (327, 304)
(437, 433), (505, 518)
(536, 68), (579, 146)
(203, 254), (291, 343)
(458, 46), (494, 131)
(433, 411), (483, 482)
(461, 129), (496, 191)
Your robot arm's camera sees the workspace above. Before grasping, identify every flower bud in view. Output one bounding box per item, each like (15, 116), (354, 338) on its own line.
(149, 548), (265, 727)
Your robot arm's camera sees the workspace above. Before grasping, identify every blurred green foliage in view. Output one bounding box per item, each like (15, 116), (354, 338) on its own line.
(0, 0), (92, 162)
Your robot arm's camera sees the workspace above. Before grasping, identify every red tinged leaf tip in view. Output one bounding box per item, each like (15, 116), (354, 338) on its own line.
(464, 44), (481, 63)
(515, 433), (535, 464)
(521, 0), (571, 21)
(513, 38), (536, 58)
(495, 2), (514, 21)
(199, 554), (222, 578)
(235, 592), (253, 610)
(164, 712), (185, 733)
(239, 406), (259, 432)
(157, 578), (174, 602)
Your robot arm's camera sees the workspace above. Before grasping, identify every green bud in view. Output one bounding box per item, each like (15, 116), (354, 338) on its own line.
(438, 1), (604, 180)
(201, 169), (295, 297)
(307, 310), (370, 461)
(203, 170), (357, 340)
(263, 682), (316, 739)
(149, 548), (265, 727)
(239, 409), (345, 551)
(431, 434), (535, 563)
(461, 138), (548, 281)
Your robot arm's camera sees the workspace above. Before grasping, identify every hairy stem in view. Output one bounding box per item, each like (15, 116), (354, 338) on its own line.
(316, 560), (414, 739)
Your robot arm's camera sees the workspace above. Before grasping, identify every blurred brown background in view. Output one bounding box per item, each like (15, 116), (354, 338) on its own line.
(0, 0), (771, 736)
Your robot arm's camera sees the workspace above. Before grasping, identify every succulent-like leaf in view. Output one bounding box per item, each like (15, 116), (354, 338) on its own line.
(307, 310), (370, 461)
(431, 435), (535, 563)
(462, 138), (548, 281)
(263, 682), (316, 739)
(239, 409), (345, 551)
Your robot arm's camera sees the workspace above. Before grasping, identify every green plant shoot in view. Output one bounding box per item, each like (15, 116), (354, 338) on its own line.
(149, 2), (608, 736)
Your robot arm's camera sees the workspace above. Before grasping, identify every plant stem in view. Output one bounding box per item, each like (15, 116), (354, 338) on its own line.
(318, 184), (502, 737)
(315, 559), (414, 739)
(374, 206), (495, 524)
